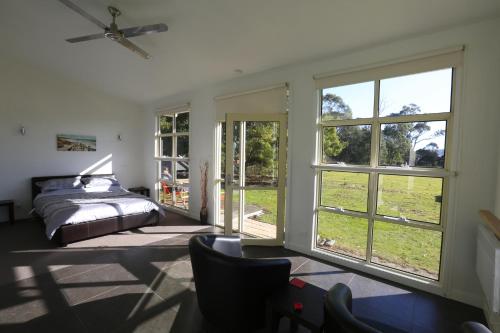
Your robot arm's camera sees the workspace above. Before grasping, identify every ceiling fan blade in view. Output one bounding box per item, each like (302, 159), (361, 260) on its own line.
(121, 23), (168, 38)
(66, 33), (105, 43)
(58, 0), (107, 30)
(116, 38), (151, 59)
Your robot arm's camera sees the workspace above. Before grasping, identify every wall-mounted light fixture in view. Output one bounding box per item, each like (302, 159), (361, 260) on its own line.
(20, 126), (26, 136)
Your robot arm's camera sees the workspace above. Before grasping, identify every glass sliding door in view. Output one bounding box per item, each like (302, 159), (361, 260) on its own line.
(224, 113), (287, 245)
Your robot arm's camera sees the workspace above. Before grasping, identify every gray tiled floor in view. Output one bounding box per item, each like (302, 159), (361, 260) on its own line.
(0, 213), (487, 332)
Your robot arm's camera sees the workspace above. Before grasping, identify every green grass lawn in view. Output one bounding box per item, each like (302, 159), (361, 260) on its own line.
(245, 190), (278, 224)
(242, 171), (444, 279)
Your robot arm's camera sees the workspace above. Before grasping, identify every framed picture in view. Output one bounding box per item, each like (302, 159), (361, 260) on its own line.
(57, 134), (96, 151)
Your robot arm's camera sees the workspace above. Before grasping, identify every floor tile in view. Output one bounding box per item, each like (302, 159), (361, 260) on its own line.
(413, 292), (486, 331)
(72, 285), (166, 333)
(292, 259), (355, 290)
(349, 274), (416, 324)
(150, 261), (195, 303)
(59, 262), (142, 306)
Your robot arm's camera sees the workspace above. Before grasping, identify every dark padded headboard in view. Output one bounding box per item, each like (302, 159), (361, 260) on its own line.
(31, 174), (114, 202)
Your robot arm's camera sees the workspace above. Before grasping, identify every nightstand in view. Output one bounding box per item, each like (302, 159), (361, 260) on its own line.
(0, 200), (14, 224)
(128, 187), (150, 197)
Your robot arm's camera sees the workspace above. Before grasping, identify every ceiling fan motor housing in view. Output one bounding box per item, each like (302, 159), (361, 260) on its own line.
(104, 7), (123, 41)
(104, 24), (124, 41)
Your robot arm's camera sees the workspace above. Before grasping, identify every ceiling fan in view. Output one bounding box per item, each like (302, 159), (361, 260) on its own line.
(59, 0), (168, 59)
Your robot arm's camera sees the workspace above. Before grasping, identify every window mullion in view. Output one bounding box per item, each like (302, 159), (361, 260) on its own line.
(173, 115), (178, 206)
(366, 80), (381, 264)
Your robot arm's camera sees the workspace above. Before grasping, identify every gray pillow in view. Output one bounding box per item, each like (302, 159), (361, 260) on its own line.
(36, 177), (83, 193)
(83, 175), (120, 188)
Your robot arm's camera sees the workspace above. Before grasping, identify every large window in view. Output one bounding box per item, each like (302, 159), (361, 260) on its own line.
(315, 56), (460, 281)
(155, 107), (190, 210)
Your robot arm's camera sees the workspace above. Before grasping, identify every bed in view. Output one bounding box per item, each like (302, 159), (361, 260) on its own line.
(31, 174), (162, 246)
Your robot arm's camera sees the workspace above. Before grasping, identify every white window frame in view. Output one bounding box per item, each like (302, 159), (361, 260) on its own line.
(312, 50), (462, 290)
(214, 121), (224, 226)
(155, 104), (190, 211)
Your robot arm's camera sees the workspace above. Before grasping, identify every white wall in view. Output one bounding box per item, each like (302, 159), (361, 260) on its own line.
(145, 17), (500, 306)
(0, 54), (145, 221)
(496, 146), (500, 217)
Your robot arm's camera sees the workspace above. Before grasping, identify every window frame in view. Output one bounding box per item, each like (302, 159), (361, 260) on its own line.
(155, 106), (190, 211)
(313, 63), (458, 283)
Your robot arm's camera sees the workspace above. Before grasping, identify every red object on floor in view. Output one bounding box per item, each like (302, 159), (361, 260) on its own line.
(293, 302), (303, 312)
(290, 278), (306, 288)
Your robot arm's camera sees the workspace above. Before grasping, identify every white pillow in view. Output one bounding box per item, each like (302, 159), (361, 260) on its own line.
(36, 177), (83, 193)
(83, 175), (120, 188)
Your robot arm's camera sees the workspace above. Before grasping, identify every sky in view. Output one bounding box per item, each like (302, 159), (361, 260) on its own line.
(323, 68), (452, 150)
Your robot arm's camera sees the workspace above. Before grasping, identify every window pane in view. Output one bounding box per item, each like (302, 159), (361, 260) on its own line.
(174, 184), (189, 210)
(232, 121), (241, 183)
(220, 122), (226, 179)
(245, 121), (279, 187)
(232, 189), (240, 231)
(158, 181), (174, 206)
(243, 189), (277, 239)
(160, 161), (173, 183)
(320, 171), (369, 213)
(379, 68), (452, 117)
(322, 81), (374, 120)
(176, 161), (189, 185)
(372, 221), (442, 280)
(176, 112), (189, 133)
(379, 121), (446, 168)
(245, 189), (278, 226)
(317, 212), (368, 260)
(177, 135), (189, 158)
(376, 175), (443, 224)
(161, 137), (172, 157)
(160, 115), (173, 134)
(217, 182), (225, 227)
(322, 125), (371, 165)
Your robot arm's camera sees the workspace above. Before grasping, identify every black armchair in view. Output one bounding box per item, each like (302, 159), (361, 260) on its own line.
(189, 234), (291, 332)
(461, 322), (492, 333)
(324, 283), (382, 333)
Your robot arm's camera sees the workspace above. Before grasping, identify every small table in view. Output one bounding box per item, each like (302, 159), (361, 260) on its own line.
(128, 187), (150, 197)
(270, 280), (327, 332)
(0, 200), (15, 224)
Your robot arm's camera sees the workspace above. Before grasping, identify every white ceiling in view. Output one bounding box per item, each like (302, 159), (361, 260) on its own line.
(1, 0), (499, 104)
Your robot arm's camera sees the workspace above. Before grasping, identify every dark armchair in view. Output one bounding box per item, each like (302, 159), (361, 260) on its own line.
(189, 234), (291, 332)
(461, 322), (492, 333)
(324, 283), (382, 333)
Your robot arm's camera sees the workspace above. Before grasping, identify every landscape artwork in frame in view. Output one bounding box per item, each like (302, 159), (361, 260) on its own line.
(57, 134), (96, 151)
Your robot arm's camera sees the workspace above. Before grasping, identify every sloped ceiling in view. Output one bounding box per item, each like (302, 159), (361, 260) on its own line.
(0, 0), (499, 104)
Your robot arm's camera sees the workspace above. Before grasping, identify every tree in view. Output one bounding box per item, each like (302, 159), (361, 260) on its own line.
(323, 127), (346, 162)
(321, 93), (372, 164)
(415, 143), (441, 167)
(245, 121), (277, 183)
(336, 125), (372, 165)
(322, 93), (353, 120)
(382, 104), (444, 166)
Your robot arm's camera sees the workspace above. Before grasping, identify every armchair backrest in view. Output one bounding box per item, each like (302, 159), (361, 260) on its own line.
(189, 234), (291, 332)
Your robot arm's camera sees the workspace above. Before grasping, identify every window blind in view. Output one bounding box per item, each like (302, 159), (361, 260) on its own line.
(215, 83), (288, 121)
(314, 46), (464, 89)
